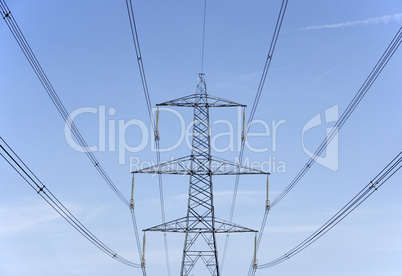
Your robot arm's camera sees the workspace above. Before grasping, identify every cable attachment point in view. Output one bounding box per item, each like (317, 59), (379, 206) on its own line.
(266, 200), (270, 211)
(265, 175), (270, 210)
(253, 233), (258, 269)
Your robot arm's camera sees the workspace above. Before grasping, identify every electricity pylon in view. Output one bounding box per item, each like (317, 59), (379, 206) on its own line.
(133, 73), (268, 275)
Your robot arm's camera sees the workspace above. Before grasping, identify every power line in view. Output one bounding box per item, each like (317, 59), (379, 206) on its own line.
(248, 0), (288, 123)
(221, 0), (288, 271)
(269, 26), (402, 209)
(0, 1), (147, 272)
(248, 25), (402, 276)
(0, 137), (141, 268)
(124, 1), (171, 274)
(247, 208), (270, 276)
(130, 209), (147, 275)
(257, 151), (402, 269)
(125, 0), (154, 130)
(200, 0), (207, 73)
(0, 0), (129, 207)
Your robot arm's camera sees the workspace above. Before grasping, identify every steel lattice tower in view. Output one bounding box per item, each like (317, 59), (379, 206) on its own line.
(181, 73), (219, 275)
(133, 73), (268, 275)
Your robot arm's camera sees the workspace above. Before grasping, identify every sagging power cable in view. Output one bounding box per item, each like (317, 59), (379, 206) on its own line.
(246, 208), (270, 276)
(0, 0), (129, 207)
(0, 137), (141, 268)
(220, 0), (288, 272)
(248, 26), (402, 276)
(200, 0), (207, 73)
(0, 1), (148, 271)
(124, 1), (171, 274)
(257, 151), (402, 269)
(270, 26), (402, 209)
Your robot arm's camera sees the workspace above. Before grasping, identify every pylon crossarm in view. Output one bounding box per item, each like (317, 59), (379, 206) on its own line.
(156, 93), (246, 108)
(210, 156), (269, 175)
(143, 217), (257, 234)
(213, 218), (258, 233)
(144, 217), (188, 232)
(132, 155), (269, 175)
(131, 155), (192, 175)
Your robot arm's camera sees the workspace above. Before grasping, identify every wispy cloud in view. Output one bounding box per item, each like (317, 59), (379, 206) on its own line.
(0, 198), (112, 238)
(0, 200), (60, 237)
(312, 56), (354, 82)
(301, 13), (402, 31)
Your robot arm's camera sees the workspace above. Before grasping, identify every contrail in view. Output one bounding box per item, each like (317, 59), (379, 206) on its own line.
(301, 13), (402, 31)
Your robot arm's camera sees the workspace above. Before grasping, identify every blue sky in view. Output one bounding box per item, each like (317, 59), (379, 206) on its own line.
(1, 0), (401, 275)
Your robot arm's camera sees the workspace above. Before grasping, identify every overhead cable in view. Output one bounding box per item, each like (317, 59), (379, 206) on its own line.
(257, 151), (402, 269)
(270, 26), (402, 209)
(220, 0), (288, 271)
(0, 137), (141, 268)
(124, 1), (171, 274)
(200, 0), (207, 73)
(247, 208), (270, 276)
(0, 0), (129, 207)
(248, 25), (402, 276)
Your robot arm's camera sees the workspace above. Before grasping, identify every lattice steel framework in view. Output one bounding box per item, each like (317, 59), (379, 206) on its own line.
(133, 73), (268, 275)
